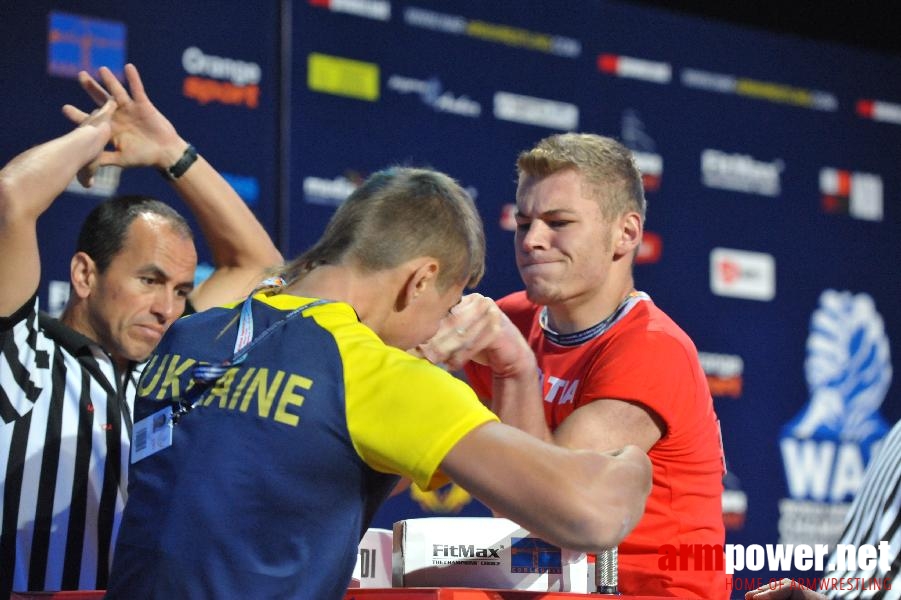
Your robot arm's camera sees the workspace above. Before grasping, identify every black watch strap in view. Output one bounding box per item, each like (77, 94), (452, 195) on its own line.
(160, 144), (198, 181)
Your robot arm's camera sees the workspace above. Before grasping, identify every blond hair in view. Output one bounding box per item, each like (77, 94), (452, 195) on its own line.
(517, 133), (646, 221)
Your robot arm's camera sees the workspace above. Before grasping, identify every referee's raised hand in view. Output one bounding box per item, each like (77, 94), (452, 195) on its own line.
(62, 63), (187, 174)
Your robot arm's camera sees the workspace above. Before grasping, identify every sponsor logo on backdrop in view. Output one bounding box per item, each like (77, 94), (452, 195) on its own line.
(403, 6), (581, 58)
(710, 248), (775, 301)
(702, 149), (783, 197)
(681, 68), (838, 111)
(193, 263), (215, 287)
(597, 53), (672, 84)
(633, 152), (663, 193)
(779, 290), (892, 546)
(499, 203), (516, 232)
(699, 351), (744, 398)
(635, 231), (662, 264)
(221, 172), (260, 207)
(856, 98), (901, 125)
(493, 92), (578, 130)
(722, 469), (748, 531)
(710, 342), (746, 534)
(621, 109), (663, 192)
(182, 46), (261, 109)
(48, 11), (126, 79)
(387, 75), (481, 117)
(308, 0), (390, 21)
(307, 52), (380, 101)
(303, 174), (360, 206)
(47, 280), (71, 318)
(819, 168), (883, 222)
(305, 171), (478, 209)
(65, 165), (121, 198)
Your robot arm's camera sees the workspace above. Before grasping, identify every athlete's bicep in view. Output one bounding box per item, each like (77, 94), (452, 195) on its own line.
(553, 398), (664, 453)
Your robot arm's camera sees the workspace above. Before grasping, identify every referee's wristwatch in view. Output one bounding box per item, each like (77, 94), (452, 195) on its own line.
(159, 144), (198, 181)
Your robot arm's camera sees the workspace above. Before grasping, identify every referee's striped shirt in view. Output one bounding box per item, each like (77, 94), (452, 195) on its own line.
(823, 419), (901, 599)
(0, 295), (138, 595)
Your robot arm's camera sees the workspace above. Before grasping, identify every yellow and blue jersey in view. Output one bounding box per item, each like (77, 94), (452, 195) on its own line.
(106, 293), (497, 600)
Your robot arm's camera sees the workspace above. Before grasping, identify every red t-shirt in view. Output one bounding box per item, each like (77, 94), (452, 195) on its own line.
(465, 291), (727, 599)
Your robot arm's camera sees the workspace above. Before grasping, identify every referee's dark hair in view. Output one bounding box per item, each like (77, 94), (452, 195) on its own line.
(76, 195), (193, 272)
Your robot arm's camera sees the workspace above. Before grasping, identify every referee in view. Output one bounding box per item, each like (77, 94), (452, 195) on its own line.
(820, 419), (901, 599)
(0, 64), (281, 594)
(746, 421), (901, 599)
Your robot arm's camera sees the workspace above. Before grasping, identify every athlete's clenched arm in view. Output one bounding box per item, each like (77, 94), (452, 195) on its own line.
(439, 420), (651, 552)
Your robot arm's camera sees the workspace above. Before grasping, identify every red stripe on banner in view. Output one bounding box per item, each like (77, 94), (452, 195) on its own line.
(821, 194), (841, 213)
(597, 53), (619, 73)
(856, 99), (875, 118)
(635, 231), (662, 264)
(836, 170), (851, 196)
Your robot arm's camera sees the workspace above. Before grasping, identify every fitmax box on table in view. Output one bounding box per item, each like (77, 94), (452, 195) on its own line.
(389, 517), (590, 592)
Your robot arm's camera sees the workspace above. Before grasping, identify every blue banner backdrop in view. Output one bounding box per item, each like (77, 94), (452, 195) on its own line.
(2, 1), (900, 596)
(0, 0), (280, 311)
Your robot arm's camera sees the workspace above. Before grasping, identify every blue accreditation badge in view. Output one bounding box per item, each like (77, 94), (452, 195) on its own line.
(131, 405), (174, 464)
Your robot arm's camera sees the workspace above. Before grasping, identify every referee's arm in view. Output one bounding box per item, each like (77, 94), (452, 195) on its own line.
(0, 100), (114, 317)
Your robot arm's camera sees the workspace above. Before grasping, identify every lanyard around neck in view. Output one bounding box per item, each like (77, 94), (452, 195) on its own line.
(174, 287), (330, 421)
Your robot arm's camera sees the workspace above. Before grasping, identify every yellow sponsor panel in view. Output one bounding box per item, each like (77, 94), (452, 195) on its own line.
(735, 78), (814, 108)
(308, 52), (380, 101)
(466, 20), (553, 52)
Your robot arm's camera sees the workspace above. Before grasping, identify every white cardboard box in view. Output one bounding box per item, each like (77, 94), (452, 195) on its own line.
(351, 528), (394, 588)
(392, 517), (589, 592)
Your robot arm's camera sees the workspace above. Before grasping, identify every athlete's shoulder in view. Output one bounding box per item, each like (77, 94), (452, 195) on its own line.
(639, 299), (698, 353)
(616, 295), (684, 337)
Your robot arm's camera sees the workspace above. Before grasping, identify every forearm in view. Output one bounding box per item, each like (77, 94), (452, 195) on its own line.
(0, 125), (109, 315)
(167, 147), (283, 309)
(520, 444), (651, 552)
(0, 126), (108, 221)
(443, 423), (651, 552)
(473, 308), (553, 442)
(489, 356), (553, 444)
(167, 147), (281, 269)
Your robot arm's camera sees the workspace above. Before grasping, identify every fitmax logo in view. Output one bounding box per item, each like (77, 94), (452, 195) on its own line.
(432, 544), (501, 558)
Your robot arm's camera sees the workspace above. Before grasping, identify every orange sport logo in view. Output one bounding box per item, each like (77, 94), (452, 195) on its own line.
(181, 46), (261, 109)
